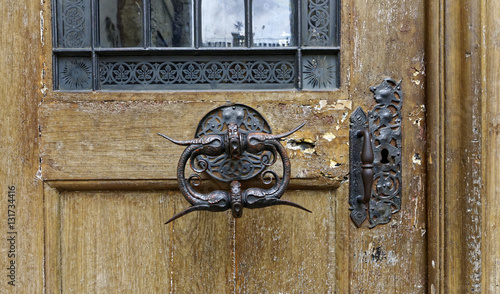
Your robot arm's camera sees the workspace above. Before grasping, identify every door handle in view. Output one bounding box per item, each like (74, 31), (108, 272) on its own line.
(159, 104), (310, 224)
(349, 78), (403, 228)
(357, 129), (374, 205)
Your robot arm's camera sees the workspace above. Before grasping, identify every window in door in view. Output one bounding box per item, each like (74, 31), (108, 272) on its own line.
(53, 0), (339, 91)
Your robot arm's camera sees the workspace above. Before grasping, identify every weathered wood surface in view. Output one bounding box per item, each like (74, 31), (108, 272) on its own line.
(59, 191), (174, 293)
(234, 189), (347, 293)
(45, 189), (342, 293)
(37, 0), (430, 292)
(346, 0), (427, 292)
(0, 0), (44, 293)
(426, 0), (500, 292)
(483, 0), (500, 292)
(12, 0), (500, 291)
(39, 100), (351, 182)
(6, 0), (500, 292)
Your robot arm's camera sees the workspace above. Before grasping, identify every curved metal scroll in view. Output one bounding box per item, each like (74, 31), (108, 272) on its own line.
(159, 104), (311, 224)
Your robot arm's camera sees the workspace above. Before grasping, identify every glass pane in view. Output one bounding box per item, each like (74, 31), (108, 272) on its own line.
(202, 0), (245, 47)
(253, 0), (294, 47)
(58, 57), (92, 90)
(98, 55), (295, 90)
(57, 0), (92, 48)
(151, 0), (193, 47)
(99, 0), (144, 47)
(302, 55), (338, 90)
(302, 0), (336, 46)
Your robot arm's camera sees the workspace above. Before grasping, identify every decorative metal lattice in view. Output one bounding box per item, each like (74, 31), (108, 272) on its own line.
(303, 0), (337, 46)
(58, 0), (90, 48)
(193, 104), (273, 182)
(368, 79), (402, 227)
(307, 0), (331, 45)
(99, 59), (295, 89)
(302, 55), (337, 89)
(58, 57), (92, 90)
(349, 78), (403, 228)
(53, 0), (339, 91)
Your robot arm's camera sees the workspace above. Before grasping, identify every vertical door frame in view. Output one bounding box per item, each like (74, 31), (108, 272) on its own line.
(426, 0), (500, 292)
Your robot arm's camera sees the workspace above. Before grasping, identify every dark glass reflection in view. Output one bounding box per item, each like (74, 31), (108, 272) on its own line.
(253, 0), (294, 47)
(151, 0), (193, 47)
(202, 0), (245, 47)
(99, 0), (143, 47)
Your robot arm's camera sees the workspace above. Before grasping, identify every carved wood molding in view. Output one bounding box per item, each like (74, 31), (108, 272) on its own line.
(426, 0), (499, 292)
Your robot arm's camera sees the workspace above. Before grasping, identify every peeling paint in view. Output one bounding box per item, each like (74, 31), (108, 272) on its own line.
(329, 160), (341, 169)
(302, 148), (316, 155)
(340, 112), (348, 123)
(322, 132), (336, 141)
(40, 10), (44, 46)
(413, 153), (422, 165)
(36, 165), (42, 181)
(314, 99), (352, 112)
(286, 139), (316, 155)
(314, 100), (328, 111)
(409, 104), (426, 127)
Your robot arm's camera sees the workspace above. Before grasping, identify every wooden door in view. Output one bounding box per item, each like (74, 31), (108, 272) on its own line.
(4, 0), (499, 293)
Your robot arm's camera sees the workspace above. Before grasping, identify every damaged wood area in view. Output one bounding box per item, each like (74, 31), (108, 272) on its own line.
(39, 99), (351, 185)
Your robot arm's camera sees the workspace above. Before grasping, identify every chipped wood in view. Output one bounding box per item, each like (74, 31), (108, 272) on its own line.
(0, 0), (44, 292)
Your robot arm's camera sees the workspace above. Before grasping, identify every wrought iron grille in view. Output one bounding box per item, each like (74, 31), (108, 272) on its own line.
(52, 0), (340, 91)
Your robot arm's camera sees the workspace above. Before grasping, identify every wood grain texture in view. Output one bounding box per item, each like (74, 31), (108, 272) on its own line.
(482, 0), (500, 291)
(56, 191), (174, 293)
(347, 0), (427, 292)
(425, 0), (445, 291)
(426, 0), (492, 292)
(169, 197), (234, 293)
(44, 184), (62, 292)
(39, 100), (351, 183)
(0, 0), (44, 293)
(234, 190), (343, 293)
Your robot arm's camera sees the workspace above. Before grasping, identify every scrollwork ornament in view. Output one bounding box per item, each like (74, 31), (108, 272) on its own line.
(306, 0), (331, 46)
(99, 59), (296, 89)
(367, 78), (403, 228)
(158, 104), (311, 223)
(349, 78), (403, 228)
(61, 0), (88, 48)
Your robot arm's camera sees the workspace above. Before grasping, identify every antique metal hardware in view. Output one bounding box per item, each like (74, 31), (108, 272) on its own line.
(349, 78), (403, 228)
(159, 104), (310, 224)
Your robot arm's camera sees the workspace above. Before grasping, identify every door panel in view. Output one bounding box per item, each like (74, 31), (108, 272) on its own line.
(40, 99), (350, 181)
(235, 188), (348, 292)
(45, 187), (346, 292)
(47, 188), (235, 293)
(39, 0), (427, 293)
(0, 0), (491, 292)
(60, 191), (173, 293)
(346, 0), (427, 292)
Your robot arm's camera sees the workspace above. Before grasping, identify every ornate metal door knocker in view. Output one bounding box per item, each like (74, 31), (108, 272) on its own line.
(159, 104), (311, 224)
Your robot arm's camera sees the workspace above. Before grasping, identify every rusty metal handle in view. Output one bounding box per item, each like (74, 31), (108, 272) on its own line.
(357, 129), (374, 204)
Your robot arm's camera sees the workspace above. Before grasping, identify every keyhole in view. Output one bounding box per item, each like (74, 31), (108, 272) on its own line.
(381, 148), (390, 164)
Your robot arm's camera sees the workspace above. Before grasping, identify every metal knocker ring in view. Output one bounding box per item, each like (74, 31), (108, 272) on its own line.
(158, 103), (311, 224)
